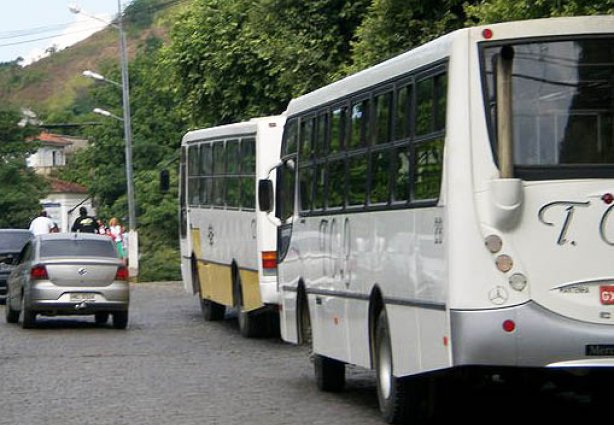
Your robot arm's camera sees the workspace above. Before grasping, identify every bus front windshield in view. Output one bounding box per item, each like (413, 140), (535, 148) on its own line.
(482, 37), (614, 179)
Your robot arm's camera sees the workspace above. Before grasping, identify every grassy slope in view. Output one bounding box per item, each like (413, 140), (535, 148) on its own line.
(0, 6), (171, 115)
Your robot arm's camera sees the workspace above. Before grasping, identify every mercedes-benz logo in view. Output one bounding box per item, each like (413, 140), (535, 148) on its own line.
(78, 267), (88, 276)
(488, 286), (508, 305)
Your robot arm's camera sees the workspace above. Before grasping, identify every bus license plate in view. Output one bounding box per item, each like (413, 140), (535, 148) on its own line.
(70, 293), (96, 302)
(599, 286), (614, 305)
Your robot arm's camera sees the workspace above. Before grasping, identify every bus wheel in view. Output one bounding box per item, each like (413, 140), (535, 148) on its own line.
(314, 354), (345, 392)
(238, 309), (263, 338)
(375, 310), (427, 424)
(235, 272), (262, 338)
(193, 260), (225, 321)
(297, 289), (312, 346)
(202, 299), (225, 322)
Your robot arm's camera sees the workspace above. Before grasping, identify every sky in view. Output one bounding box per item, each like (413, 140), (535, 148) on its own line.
(0, 1), (133, 66)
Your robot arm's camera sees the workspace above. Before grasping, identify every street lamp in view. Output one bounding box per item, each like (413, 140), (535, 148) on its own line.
(83, 70), (122, 88)
(72, 1), (138, 278)
(93, 107), (123, 121)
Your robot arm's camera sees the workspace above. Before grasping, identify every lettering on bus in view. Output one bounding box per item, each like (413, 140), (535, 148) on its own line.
(539, 200), (614, 246)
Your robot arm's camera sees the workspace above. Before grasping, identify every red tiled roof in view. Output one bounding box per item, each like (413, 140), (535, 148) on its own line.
(47, 177), (88, 194)
(34, 132), (73, 147)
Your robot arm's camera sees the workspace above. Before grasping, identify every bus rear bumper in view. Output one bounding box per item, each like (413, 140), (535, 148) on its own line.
(451, 301), (614, 368)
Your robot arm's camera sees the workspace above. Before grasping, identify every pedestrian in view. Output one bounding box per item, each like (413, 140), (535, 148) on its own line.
(71, 206), (98, 233)
(97, 219), (110, 236)
(108, 217), (126, 259)
(29, 210), (56, 236)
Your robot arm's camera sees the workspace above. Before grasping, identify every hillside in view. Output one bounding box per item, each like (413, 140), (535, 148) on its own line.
(0, 0), (178, 118)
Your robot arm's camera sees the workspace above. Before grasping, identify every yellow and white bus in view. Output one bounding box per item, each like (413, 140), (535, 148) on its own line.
(179, 116), (285, 337)
(259, 16), (614, 422)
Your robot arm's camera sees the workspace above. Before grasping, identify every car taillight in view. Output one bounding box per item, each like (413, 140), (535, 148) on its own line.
(262, 251), (277, 270)
(115, 266), (129, 281)
(30, 265), (48, 280)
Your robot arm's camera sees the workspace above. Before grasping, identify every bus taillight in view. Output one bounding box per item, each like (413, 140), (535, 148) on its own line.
(262, 251), (277, 270)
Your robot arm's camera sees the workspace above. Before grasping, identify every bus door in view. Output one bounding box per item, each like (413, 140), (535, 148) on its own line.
(179, 146), (194, 293)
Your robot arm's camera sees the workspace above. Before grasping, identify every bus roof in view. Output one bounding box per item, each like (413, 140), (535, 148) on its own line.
(181, 115), (285, 145)
(284, 15), (614, 117)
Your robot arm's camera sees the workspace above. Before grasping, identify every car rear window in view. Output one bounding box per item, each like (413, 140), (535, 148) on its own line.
(0, 232), (32, 252)
(40, 239), (118, 258)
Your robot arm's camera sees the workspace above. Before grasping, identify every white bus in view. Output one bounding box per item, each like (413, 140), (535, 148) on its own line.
(179, 116), (285, 337)
(259, 16), (614, 422)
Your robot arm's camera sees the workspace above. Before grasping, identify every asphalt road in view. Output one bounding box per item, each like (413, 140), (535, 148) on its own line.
(0, 282), (605, 425)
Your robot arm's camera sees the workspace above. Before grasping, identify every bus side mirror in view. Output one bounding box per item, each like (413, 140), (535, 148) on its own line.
(160, 169), (170, 193)
(258, 179), (274, 213)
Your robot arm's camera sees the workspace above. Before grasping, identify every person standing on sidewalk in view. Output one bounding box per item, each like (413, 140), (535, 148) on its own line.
(71, 207), (98, 233)
(29, 210), (56, 236)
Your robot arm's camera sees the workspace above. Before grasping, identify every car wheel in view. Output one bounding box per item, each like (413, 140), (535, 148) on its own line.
(5, 297), (19, 324)
(21, 296), (36, 329)
(112, 311), (128, 329)
(95, 312), (110, 325)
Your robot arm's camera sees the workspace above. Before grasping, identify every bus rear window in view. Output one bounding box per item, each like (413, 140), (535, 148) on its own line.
(482, 37), (614, 178)
(41, 240), (118, 258)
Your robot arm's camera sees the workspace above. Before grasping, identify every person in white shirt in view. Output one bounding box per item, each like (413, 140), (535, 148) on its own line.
(29, 210), (56, 236)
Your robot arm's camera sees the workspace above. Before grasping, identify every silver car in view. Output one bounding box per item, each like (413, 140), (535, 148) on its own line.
(5, 233), (130, 329)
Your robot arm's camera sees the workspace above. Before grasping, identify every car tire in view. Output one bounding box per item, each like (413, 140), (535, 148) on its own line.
(5, 297), (19, 324)
(95, 312), (110, 325)
(112, 311), (128, 329)
(20, 295), (36, 329)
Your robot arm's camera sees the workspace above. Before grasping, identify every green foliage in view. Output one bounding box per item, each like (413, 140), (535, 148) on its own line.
(0, 108), (48, 228)
(346, 0), (470, 73)
(465, 0), (614, 23)
(164, 0), (370, 127)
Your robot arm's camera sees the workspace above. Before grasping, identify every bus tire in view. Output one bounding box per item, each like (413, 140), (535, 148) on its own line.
(235, 272), (263, 338)
(202, 299), (225, 322)
(297, 288), (312, 346)
(193, 260), (225, 322)
(375, 310), (427, 424)
(314, 354), (345, 392)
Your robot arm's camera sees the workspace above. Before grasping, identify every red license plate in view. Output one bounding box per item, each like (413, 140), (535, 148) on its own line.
(599, 286), (614, 305)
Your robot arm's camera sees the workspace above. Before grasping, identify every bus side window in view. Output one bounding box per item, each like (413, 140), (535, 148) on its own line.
(188, 144), (200, 206)
(395, 84), (412, 141)
(300, 165), (314, 212)
(374, 91), (393, 145)
(226, 139), (240, 208)
(212, 141), (225, 207)
(330, 105), (347, 153)
(300, 117), (315, 161)
(413, 139), (443, 201)
(350, 99), (370, 149)
(277, 159), (296, 222)
(241, 138), (256, 209)
(416, 77), (435, 136)
(200, 144), (212, 206)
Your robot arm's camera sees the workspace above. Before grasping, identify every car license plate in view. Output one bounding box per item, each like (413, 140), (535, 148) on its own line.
(70, 293), (96, 302)
(599, 286), (614, 305)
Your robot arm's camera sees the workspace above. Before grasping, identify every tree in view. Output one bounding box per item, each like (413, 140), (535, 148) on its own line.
(164, 0), (370, 127)
(345, 0), (471, 74)
(465, 0), (614, 23)
(0, 108), (48, 228)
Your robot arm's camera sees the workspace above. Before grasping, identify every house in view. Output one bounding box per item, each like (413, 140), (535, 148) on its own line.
(41, 178), (96, 232)
(28, 131), (95, 231)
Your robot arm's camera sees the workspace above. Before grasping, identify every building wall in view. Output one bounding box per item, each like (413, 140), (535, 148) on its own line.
(41, 194), (96, 233)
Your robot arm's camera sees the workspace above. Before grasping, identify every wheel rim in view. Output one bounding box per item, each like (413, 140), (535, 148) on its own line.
(378, 331), (393, 400)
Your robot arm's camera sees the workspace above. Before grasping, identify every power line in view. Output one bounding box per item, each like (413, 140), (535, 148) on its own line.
(0, 27), (104, 49)
(0, 0), (191, 45)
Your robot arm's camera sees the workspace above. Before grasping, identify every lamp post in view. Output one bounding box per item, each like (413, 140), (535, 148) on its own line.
(72, 1), (138, 278)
